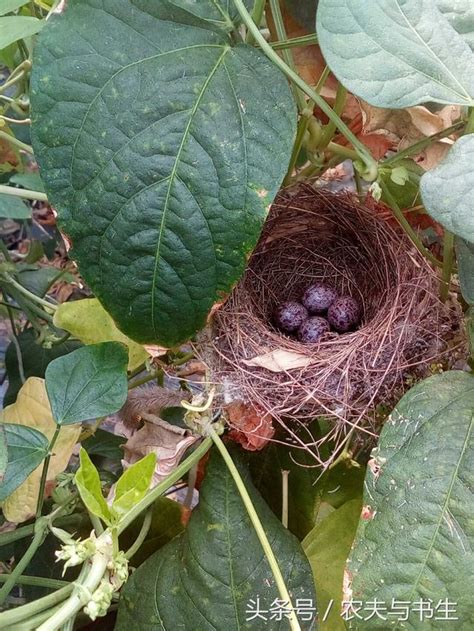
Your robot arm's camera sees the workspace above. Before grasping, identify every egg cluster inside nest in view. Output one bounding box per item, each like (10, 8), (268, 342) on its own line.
(206, 186), (462, 464)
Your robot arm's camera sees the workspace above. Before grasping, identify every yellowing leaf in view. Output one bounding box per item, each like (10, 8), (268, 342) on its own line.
(0, 377), (80, 523)
(242, 349), (313, 372)
(53, 299), (148, 371)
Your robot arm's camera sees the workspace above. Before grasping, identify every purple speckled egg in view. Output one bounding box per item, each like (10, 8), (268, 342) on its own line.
(297, 316), (330, 343)
(327, 296), (361, 333)
(274, 301), (308, 333)
(302, 283), (339, 314)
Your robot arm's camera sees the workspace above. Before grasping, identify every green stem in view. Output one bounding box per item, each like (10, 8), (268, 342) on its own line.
(284, 113), (311, 185)
(3, 602), (66, 631)
(0, 69), (28, 96)
(233, 0), (377, 180)
(0, 520), (48, 606)
(2, 274), (57, 311)
(0, 240), (13, 262)
(209, 428), (301, 631)
(0, 575), (68, 590)
(4, 294), (26, 384)
(125, 508), (153, 560)
(118, 438), (212, 533)
(383, 121), (465, 166)
(379, 180), (443, 269)
(246, 0), (266, 45)
(440, 231), (455, 302)
(465, 107), (474, 135)
(0, 584), (72, 628)
(320, 83), (347, 148)
(268, 0), (306, 112)
(327, 141), (358, 161)
(0, 184), (47, 202)
(0, 514), (81, 547)
(0, 130), (33, 154)
(128, 371), (159, 389)
(36, 427), (61, 518)
(271, 33), (318, 50)
(88, 512), (104, 535)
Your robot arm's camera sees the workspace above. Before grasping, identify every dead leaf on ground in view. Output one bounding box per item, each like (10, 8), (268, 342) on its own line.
(242, 349), (314, 372)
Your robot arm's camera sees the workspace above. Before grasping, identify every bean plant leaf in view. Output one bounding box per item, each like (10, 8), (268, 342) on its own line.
(10, 172), (46, 192)
(31, 0), (297, 347)
(456, 237), (474, 305)
(347, 371), (474, 629)
(0, 424), (49, 502)
(436, 0), (474, 51)
(420, 134), (474, 244)
(82, 428), (125, 460)
(0, 378), (80, 523)
(4, 329), (81, 407)
(0, 0), (31, 16)
(0, 16), (43, 49)
(303, 499), (361, 631)
(116, 448), (318, 630)
(316, 0), (474, 108)
(112, 452), (156, 516)
(75, 448), (112, 524)
(53, 298), (148, 371)
(45, 342), (129, 425)
(0, 194), (31, 219)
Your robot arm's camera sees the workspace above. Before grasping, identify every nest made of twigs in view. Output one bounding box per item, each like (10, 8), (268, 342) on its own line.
(205, 186), (461, 462)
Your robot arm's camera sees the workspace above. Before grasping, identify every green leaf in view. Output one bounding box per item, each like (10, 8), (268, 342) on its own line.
(53, 298), (148, 371)
(0, 0), (30, 17)
(119, 497), (184, 566)
(0, 425), (7, 483)
(303, 499), (361, 631)
(0, 16), (43, 49)
(75, 447), (112, 524)
(0, 423), (49, 502)
(379, 159), (423, 210)
(436, 0), (474, 51)
(0, 193), (31, 219)
(421, 134), (474, 243)
(116, 448), (318, 630)
(347, 371), (474, 629)
(82, 428), (125, 460)
(31, 0), (297, 347)
(112, 453), (156, 517)
(467, 307), (474, 357)
(17, 266), (68, 297)
(4, 329), (81, 407)
(316, 0), (474, 108)
(45, 342), (128, 425)
(10, 172), (46, 193)
(456, 237), (474, 305)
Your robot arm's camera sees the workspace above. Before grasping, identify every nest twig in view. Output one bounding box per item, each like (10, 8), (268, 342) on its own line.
(205, 186), (462, 465)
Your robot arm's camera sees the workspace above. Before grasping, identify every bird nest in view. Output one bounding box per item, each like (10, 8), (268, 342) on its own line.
(205, 186), (461, 464)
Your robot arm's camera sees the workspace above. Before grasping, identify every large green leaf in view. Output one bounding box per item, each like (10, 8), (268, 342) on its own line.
(303, 499), (361, 631)
(45, 342), (128, 425)
(421, 134), (474, 244)
(316, 0), (474, 108)
(456, 237), (474, 305)
(31, 0), (296, 347)
(0, 0), (31, 16)
(4, 328), (81, 407)
(347, 371), (474, 629)
(116, 448), (318, 630)
(0, 423), (49, 502)
(0, 16), (43, 49)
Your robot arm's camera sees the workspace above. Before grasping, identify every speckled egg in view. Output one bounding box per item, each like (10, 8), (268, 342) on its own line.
(274, 301), (308, 333)
(327, 296), (361, 333)
(302, 283), (338, 314)
(297, 316), (330, 343)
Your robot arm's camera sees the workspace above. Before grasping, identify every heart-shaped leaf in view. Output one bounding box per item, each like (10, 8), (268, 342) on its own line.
(0, 424), (49, 502)
(347, 371), (474, 629)
(31, 0), (296, 347)
(45, 342), (128, 425)
(317, 0), (474, 108)
(421, 134), (474, 243)
(116, 448), (318, 630)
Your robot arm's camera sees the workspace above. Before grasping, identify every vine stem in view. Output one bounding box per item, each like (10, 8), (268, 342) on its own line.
(0, 584), (73, 628)
(271, 33), (318, 50)
(465, 107), (474, 135)
(0, 519), (48, 606)
(125, 508), (153, 560)
(208, 427), (301, 631)
(232, 0), (377, 180)
(3, 274), (58, 311)
(440, 231), (455, 302)
(0, 130), (33, 153)
(36, 426), (61, 518)
(0, 184), (48, 202)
